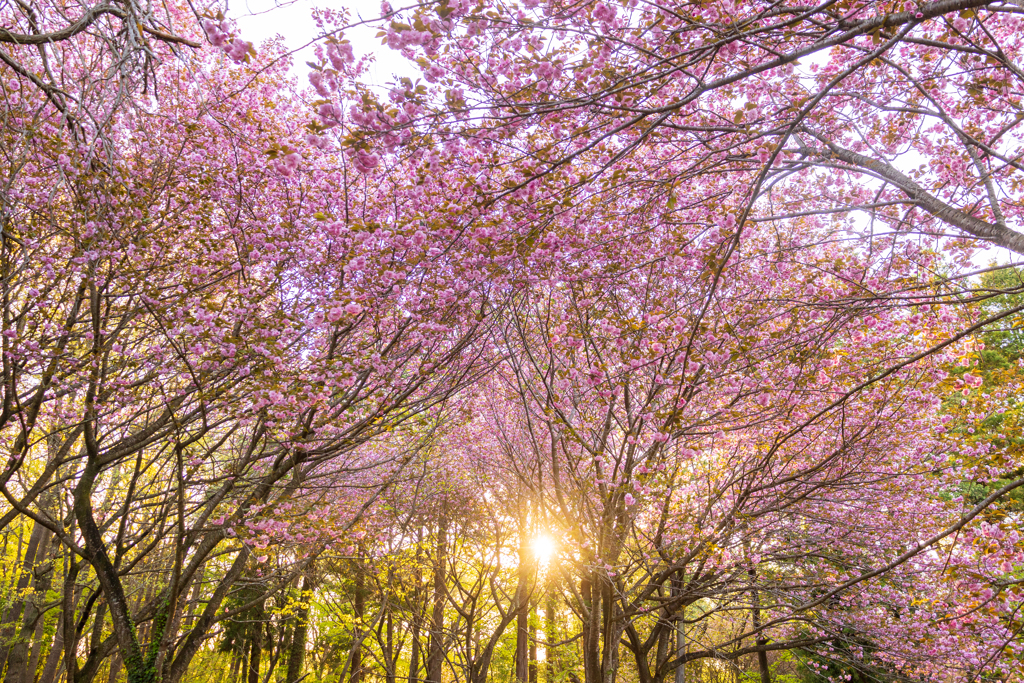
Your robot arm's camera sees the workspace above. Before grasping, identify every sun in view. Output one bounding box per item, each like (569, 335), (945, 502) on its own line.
(532, 533), (557, 566)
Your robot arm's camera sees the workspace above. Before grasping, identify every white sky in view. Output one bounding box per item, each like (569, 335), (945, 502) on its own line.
(231, 0), (417, 85)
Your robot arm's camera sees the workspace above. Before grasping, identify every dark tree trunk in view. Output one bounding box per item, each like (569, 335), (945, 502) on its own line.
(24, 540), (58, 683)
(1, 517), (49, 677)
(36, 606), (65, 683)
(351, 560), (364, 683)
(409, 614), (421, 683)
(425, 516), (447, 683)
(672, 577), (685, 683)
(107, 653), (123, 683)
(285, 570), (313, 683)
(8, 523), (57, 683)
(247, 604), (265, 683)
(515, 511), (530, 683)
(580, 572), (601, 683)
(409, 527), (424, 683)
(544, 589), (557, 683)
(229, 646), (243, 683)
(599, 579), (621, 683)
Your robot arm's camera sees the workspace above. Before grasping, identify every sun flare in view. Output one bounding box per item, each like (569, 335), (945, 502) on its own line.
(532, 533), (557, 566)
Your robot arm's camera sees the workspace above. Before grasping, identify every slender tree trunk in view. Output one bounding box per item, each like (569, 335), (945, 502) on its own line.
(278, 625), (293, 683)
(581, 572), (601, 683)
(515, 510), (530, 683)
(26, 606), (51, 683)
(286, 569), (313, 683)
(351, 559), (364, 683)
(425, 515), (447, 683)
(181, 565), (206, 633)
(528, 599), (538, 683)
(107, 653), (122, 683)
(599, 579), (621, 683)
(1, 517), (48, 676)
(746, 551), (769, 683)
(247, 605), (265, 683)
(751, 593), (769, 683)
(384, 608), (396, 683)
(36, 608), (65, 683)
(409, 527), (423, 683)
(62, 560), (84, 683)
(89, 601), (108, 661)
(544, 589), (557, 683)
(9, 523), (57, 683)
(672, 577), (685, 683)
(229, 648), (242, 683)
(409, 615), (421, 683)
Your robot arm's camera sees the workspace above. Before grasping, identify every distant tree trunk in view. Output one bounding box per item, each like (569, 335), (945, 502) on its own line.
(425, 514), (447, 683)
(247, 603), (265, 683)
(409, 527), (424, 683)
(9, 522), (57, 683)
(751, 595), (769, 683)
(672, 577), (685, 683)
(409, 615), (421, 683)
(528, 599), (538, 683)
(26, 607), (51, 683)
(544, 589), (557, 683)
(1, 516), (49, 677)
(230, 647), (243, 683)
(746, 554), (770, 683)
(36, 608), (65, 683)
(384, 605), (396, 683)
(515, 510), (530, 683)
(286, 569), (314, 683)
(580, 572), (601, 683)
(181, 564), (207, 633)
(351, 557), (365, 683)
(599, 578), (621, 683)
(90, 600), (108, 659)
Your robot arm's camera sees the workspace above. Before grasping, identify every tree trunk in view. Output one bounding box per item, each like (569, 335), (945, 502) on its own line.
(515, 514), (530, 683)
(229, 647), (242, 683)
(1, 517), (49, 677)
(528, 600), (537, 683)
(581, 572), (601, 683)
(544, 590), (557, 683)
(26, 607), (51, 683)
(107, 653), (123, 683)
(285, 569), (313, 683)
(425, 516), (447, 683)
(409, 527), (424, 683)
(36, 608), (65, 683)
(409, 614), (421, 683)
(672, 577), (685, 683)
(8, 523), (57, 683)
(599, 579), (621, 683)
(747, 555), (770, 683)
(351, 559), (364, 683)
(247, 605), (265, 683)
